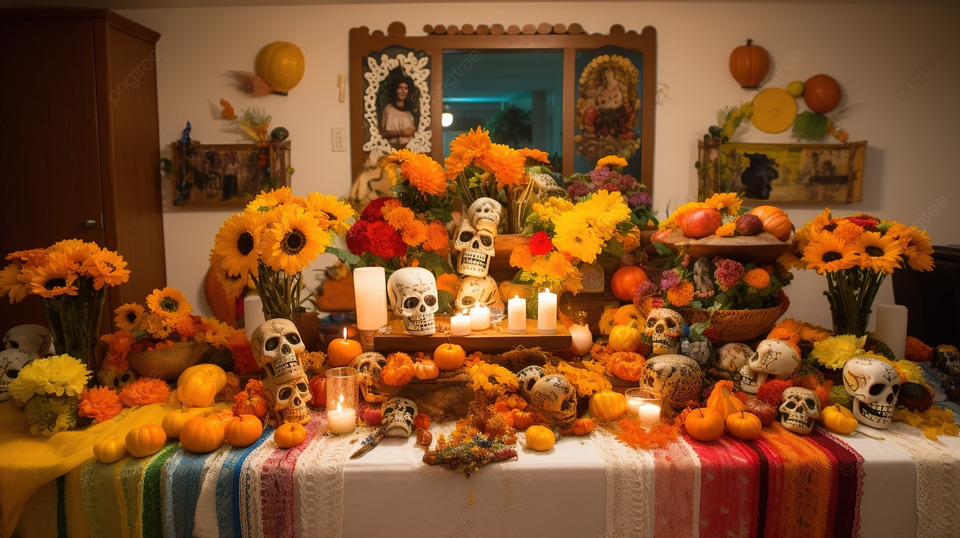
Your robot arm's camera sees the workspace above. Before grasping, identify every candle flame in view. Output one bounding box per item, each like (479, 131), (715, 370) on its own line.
(342, 327), (348, 340)
(336, 401), (342, 413)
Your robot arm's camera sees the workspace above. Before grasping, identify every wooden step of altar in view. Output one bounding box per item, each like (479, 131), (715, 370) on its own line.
(374, 317), (572, 353)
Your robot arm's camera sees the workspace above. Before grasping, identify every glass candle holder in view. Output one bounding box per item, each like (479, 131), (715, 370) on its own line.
(325, 366), (358, 434)
(625, 387), (662, 426)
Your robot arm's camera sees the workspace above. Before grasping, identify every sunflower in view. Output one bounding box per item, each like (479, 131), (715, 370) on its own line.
(210, 252), (249, 299)
(6, 248), (48, 266)
(246, 186), (297, 213)
(50, 239), (99, 273)
(84, 248), (130, 290)
(856, 231), (903, 274)
(701, 192), (742, 217)
(519, 147), (550, 165)
(305, 192), (355, 235)
(475, 143), (526, 188)
(899, 226), (935, 271)
(801, 233), (860, 274)
(400, 153), (448, 197)
(444, 127), (492, 179)
(595, 155), (628, 169)
(146, 287), (192, 322)
(261, 205), (327, 274)
(0, 263), (29, 303)
(213, 211), (263, 278)
(552, 211), (605, 263)
(26, 262), (79, 298)
(114, 302), (145, 332)
(805, 208), (833, 236)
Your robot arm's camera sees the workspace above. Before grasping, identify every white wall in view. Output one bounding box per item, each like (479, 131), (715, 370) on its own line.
(120, 2), (960, 331)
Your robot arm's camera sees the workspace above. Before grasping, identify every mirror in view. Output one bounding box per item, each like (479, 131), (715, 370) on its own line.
(349, 22), (657, 203)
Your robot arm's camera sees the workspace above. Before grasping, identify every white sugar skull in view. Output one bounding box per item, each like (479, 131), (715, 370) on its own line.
(382, 396), (418, 437)
(516, 365), (547, 399)
(529, 374), (577, 430)
(641, 354), (703, 414)
(350, 352), (392, 403)
(0, 348), (37, 403)
(251, 318), (307, 383)
(454, 198), (500, 277)
(778, 387), (820, 435)
(645, 308), (684, 355)
(842, 356), (900, 429)
(680, 340), (713, 368)
(933, 345), (960, 377)
(717, 343), (753, 373)
(3, 324), (54, 356)
(739, 339), (800, 394)
(387, 267), (439, 336)
(268, 375), (312, 425)
(455, 275), (502, 312)
(465, 197), (502, 228)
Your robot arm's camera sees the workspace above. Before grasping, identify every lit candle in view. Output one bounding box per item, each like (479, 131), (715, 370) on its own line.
(636, 402), (662, 426)
(450, 310), (471, 336)
(875, 304), (908, 359)
(353, 267), (388, 331)
(568, 323), (593, 355)
(243, 295), (266, 342)
(326, 398), (357, 434)
(537, 288), (557, 334)
(507, 295), (527, 334)
(625, 387), (661, 426)
(326, 366), (358, 434)
(469, 304), (491, 331)
(327, 327), (363, 367)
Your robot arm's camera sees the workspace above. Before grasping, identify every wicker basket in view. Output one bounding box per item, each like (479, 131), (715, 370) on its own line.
(682, 294), (789, 342)
(127, 341), (205, 380)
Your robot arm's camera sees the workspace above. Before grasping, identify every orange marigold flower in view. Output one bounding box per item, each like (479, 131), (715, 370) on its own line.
(401, 219), (428, 247)
(666, 281), (694, 307)
(436, 272), (460, 296)
(422, 221), (451, 253)
(444, 127), (492, 179)
(519, 147), (551, 164)
(509, 245), (534, 271)
(401, 153), (448, 197)
(715, 222), (737, 238)
(475, 143), (526, 187)
(744, 268), (771, 289)
(118, 377), (171, 406)
(77, 386), (124, 423)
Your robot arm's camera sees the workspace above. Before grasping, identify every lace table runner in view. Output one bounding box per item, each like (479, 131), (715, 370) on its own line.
(590, 427), (657, 537)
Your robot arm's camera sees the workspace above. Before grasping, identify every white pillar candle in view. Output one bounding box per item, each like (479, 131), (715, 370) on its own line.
(243, 295), (266, 342)
(876, 303), (909, 359)
(537, 288), (557, 334)
(507, 295), (527, 334)
(353, 267), (388, 331)
(450, 310), (471, 336)
(469, 304), (491, 331)
(326, 400), (357, 434)
(568, 323), (593, 355)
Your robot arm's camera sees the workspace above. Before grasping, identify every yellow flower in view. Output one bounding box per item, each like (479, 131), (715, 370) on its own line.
(534, 197), (575, 223)
(114, 302), (145, 332)
(804, 208), (833, 236)
(0, 263), (29, 303)
(209, 252), (249, 300)
(27, 261), (79, 298)
(50, 239), (99, 273)
(801, 232), (859, 274)
(8, 354), (90, 401)
(84, 248), (130, 290)
(811, 334), (866, 370)
(423, 221), (451, 254)
(715, 222), (737, 238)
(898, 226), (935, 271)
(6, 248), (48, 266)
(444, 127), (492, 179)
(519, 147), (551, 165)
(666, 281), (694, 306)
(702, 192), (742, 217)
(261, 205), (328, 274)
(579, 190), (631, 241)
(246, 186), (296, 213)
(146, 287), (192, 321)
(615, 227), (643, 252)
(305, 192), (355, 235)
(467, 361), (518, 398)
(595, 155), (628, 169)
(401, 219), (428, 247)
(476, 143), (527, 187)
(213, 211), (262, 278)
(552, 211), (605, 263)
(856, 231), (903, 274)
(400, 153), (448, 197)
(141, 312), (172, 339)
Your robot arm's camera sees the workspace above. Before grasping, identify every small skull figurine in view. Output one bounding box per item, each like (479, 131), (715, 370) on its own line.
(251, 319), (311, 425)
(529, 374), (577, 431)
(271, 377), (312, 425)
(382, 396), (418, 437)
(350, 352), (393, 403)
(3, 324), (54, 356)
(516, 365), (547, 400)
(454, 198), (501, 277)
(933, 345), (960, 377)
(778, 387), (821, 435)
(716, 343), (753, 373)
(843, 356), (901, 429)
(645, 308), (684, 355)
(0, 348), (37, 403)
(738, 339), (800, 394)
(465, 197), (503, 227)
(387, 267), (439, 336)
(455, 275), (502, 312)
(641, 354), (704, 415)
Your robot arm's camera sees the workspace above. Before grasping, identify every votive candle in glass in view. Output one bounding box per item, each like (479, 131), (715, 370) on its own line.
(325, 367), (358, 434)
(507, 295), (527, 334)
(625, 387), (662, 426)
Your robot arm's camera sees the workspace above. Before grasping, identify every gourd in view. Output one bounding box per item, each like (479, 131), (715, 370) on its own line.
(611, 266), (648, 302)
(161, 408), (197, 439)
(433, 343), (466, 371)
(729, 39), (770, 89)
(509, 409), (539, 429)
(589, 390), (628, 422)
(613, 304), (644, 327)
(568, 417), (596, 436)
(525, 425), (556, 451)
(204, 265), (238, 327)
(725, 411), (763, 441)
(705, 382), (745, 420)
(381, 353), (415, 387)
(177, 364), (228, 407)
(255, 41), (305, 94)
(609, 320), (642, 353)
(275, 422), (307, 448)
(413, 358), (440, 380)
(684, 407), (725, 442)
(179, 414), (226, 454)
(125, 424), (168, 458)
(93, 434), (127, 464)
(803, 74), (842, 114)
(308, 375), (326, 407)
(606, 355), (645, 382)
(820, 404), (858, 435)
(749, 205), (793, 242)
(225, 414), (264, 448)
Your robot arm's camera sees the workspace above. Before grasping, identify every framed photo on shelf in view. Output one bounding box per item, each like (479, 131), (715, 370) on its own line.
(170, 140), (290, 207)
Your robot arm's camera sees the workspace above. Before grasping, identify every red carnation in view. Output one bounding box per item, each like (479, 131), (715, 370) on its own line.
(528, 230), (554, 256)
(367, 220), (407, 259)
(360, 197), (393, 222)
(845, 214), (879, 231)
(346, 220), (372, 255)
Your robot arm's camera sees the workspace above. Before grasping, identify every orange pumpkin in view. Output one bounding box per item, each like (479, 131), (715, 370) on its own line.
(508, 408), (540, 429)
(93, 434), (128, 464)
(308, 374), (327, 407)
(612, 304), (644, 327)
(275, 422), (307, 448)
(705, 382), (745, 420)
(161, 408), (197, 439)
(725, 411), (763, 441)
(729, 39), (770, 89)
(126, 424), (168, 458)
(225, 414), (264, 448)
(611, 266), (649, 302)
(606, 354), (646, 382)
(433, 343), (466, 371)
(684, 408), (725, 442)
(749, 205), (793, 242)
(413, 358), (440, 380)
(525, 425), (556, 451)
(381, 352), (415, 387)
(803, 74), (842, 114)
(589, 390), (628, 422)
(563, 417), (596, 436)
(204, 265), (238, 327)
(179, 414), (226, 454)
(177, 364), (228, 408)
(609, 320), (643, 353)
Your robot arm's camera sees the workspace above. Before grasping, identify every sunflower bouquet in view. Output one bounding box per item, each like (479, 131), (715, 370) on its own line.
(782, 209), (934, 336)
(210, 187), (355, 321)
(565, 155), (657, 228)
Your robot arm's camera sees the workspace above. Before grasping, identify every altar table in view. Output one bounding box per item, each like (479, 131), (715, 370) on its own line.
(4, 402), (960, 538)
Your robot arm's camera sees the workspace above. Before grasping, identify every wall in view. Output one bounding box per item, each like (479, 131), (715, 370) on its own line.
(120, 2), (960, 332)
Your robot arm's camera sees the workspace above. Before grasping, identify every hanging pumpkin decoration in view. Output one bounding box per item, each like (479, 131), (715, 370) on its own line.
(729, 39), (770, 89)
(231, 41), (306, 97)
(802, 74), (843, 114)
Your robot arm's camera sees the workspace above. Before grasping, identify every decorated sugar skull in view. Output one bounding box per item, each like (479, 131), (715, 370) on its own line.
(516, 365), (547, 399)
(3, 324), (54, 356)
(382, 396), (418, 437)
(717, 343), (753, 373)
(933, 345), (960, 377)
(680, 340), (713, 368)
(351, 352), (392, 403)
(251, 318), (306, 382)
(529, 374), (577, 430)
(739, 339), (800, 394)
(645, 308), (684, 355)
(465, 196), (502, 228)
(270, 376), (312, 425)
(641, 354), (703, 414)
(0, 348), (37, 403)
(454, 198), (501, 277)
(778, 387), (821, 435)
(387, 267), (438, 336)
(842, 356), (900, 429)
(455, 275), (502, 312)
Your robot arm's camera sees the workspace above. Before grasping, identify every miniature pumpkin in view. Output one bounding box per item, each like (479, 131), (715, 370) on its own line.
(161, 408), (197, 439)
(749, 205), (792, 241)
(381, 352), (415, 387)
(525, 425), (556, 451)
(729, 39), (770, 89)
(509, 408), (540, 429)
(433, 343), (466, 371)
(414, 413), (431, 430)
(589, 390), (628, 422)
(413, 358), (440, 380)
(177, 364), (227, 408)
(612, 304), (644, 327)
(611, 266), (649, 302)
(609, 320), (642, 353)
(706, 382), (745, 420)
(225, 414), (264, 448)
(125, 424), (168, 458)
(607, 354), (646, 382)
(820, 404), (858, 435)
(93, 434), (127, 464)
(802, 74), (842, 114)
(308, 374), (327, 407)
(232, 379), (269, 418)
(684, 407), (725, 442)
(179, 414), (226, 454)
(568, 417), (596, 436)
(275, 422), (307, 448)
(725, 411), (763, 441)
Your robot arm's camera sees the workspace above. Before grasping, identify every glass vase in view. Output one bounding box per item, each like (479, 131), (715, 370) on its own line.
(255, 264), (303, 323)
(42, 287), (106, 372)
(824, 267), (885, 337)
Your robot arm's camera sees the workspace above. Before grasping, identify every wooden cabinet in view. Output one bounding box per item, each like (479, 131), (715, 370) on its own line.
(0, 8), (166, 334)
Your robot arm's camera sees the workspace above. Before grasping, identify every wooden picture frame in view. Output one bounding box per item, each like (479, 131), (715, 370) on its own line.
(170, 140), (290, 206)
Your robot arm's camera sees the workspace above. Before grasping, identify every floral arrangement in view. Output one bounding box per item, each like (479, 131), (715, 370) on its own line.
(8, 354), (90, 436)
(211, 187), (355, 320)
(565, 155), (657, 228)
(782, 209), (934, 335)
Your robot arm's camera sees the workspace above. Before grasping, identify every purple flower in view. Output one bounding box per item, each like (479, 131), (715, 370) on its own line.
(627, 192), (651, 208)
(635, 279), (660, 302)
(713, 257), (745, 289)
(620, 174), (638, 189)
(566, 182), (590, 199)
(660, 269), (681, 289)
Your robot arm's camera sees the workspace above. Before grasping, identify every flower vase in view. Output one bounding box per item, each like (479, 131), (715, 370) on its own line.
(824, 267), (885, 337)
(42, 288), (106, 372)
(256, 266), (303, 323)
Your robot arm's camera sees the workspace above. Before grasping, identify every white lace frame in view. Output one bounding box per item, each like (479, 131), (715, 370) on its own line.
(362, 51), (431, 162)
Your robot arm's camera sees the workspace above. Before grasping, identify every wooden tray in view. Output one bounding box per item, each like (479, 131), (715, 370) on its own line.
(374, 317), (572, 353)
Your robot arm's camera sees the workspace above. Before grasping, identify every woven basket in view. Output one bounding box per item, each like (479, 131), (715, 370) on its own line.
(682, 293), (789, 342)
(127, 341), (205, 380)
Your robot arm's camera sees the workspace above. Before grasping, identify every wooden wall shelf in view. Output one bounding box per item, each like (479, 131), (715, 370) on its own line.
(374, 317), (572, 353)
